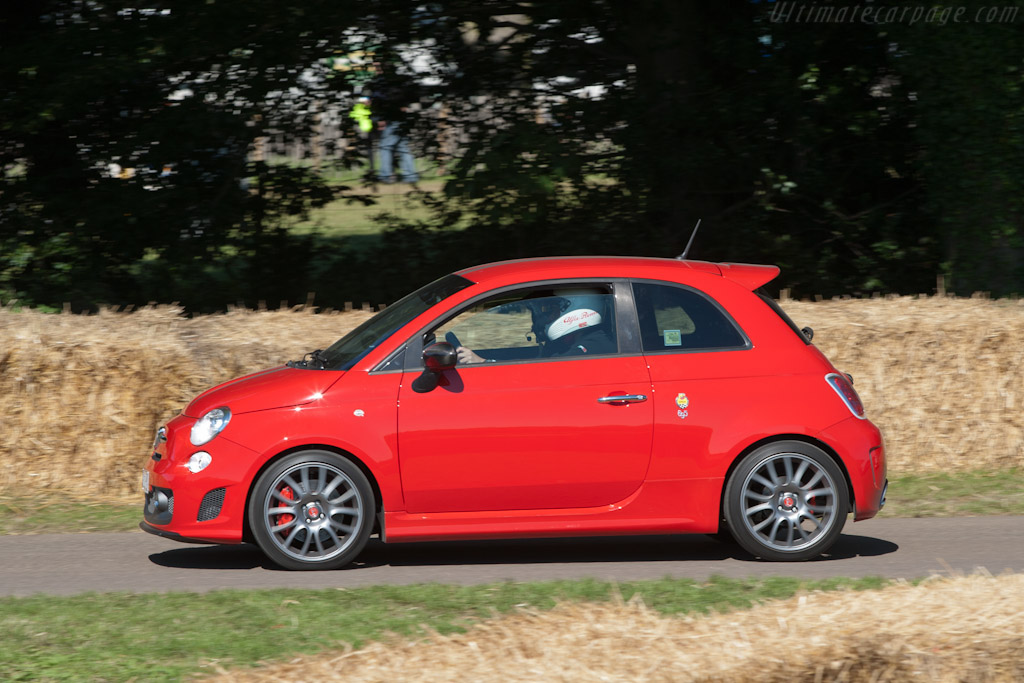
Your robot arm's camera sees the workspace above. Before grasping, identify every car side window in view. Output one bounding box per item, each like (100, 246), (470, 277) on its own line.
(428, 285), (618, 364)
(632, 282), (747, 352)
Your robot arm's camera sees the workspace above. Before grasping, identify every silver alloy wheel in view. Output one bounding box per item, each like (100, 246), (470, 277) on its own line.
(739, 451), (840, 552)
(261, 461), (364, 563)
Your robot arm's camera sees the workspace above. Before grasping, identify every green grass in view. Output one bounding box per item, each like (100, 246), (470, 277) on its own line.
(0, 576), (888, 682)
(879, 469), (1024, 518)
(290, 181), (443, 239)
(0, 498), (142, 536)
(286, 159), (448, 240)
(3, 469), (1021, 537)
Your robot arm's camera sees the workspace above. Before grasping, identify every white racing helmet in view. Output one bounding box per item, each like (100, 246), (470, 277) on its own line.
(526, 288), (608, 343)
(546, 308), (602, 341)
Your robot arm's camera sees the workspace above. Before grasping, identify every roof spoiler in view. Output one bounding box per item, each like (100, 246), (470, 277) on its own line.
(675, 219), (778, 290)
(718, 263), (781, 290)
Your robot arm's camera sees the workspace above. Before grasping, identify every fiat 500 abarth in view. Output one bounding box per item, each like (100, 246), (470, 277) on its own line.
(141, 256), (887, 569)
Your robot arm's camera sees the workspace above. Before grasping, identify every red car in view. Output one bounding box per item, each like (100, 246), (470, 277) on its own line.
(141, 256), (887, 569)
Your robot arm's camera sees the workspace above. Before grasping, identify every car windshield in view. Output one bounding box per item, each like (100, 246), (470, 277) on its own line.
(318, 274), (474, 370)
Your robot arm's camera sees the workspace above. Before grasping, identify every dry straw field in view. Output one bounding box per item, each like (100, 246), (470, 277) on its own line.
(1, 294), (1023, 499)
(207, 572), (1024, 682)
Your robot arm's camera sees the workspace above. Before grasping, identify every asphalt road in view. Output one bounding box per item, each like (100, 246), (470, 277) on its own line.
(2, 516), (1022, 597)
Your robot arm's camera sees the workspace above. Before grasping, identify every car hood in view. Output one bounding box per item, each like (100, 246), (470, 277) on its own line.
(183, 367), (345, 418)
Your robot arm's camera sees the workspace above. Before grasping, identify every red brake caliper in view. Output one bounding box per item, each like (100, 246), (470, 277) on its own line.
(276, 485), (295, 532)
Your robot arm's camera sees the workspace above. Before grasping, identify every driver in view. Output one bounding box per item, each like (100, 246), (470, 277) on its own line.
(540, 305), (614, 357)
(456, 291), (614, 364)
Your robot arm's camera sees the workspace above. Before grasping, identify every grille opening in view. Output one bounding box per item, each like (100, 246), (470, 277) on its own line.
(197, 487), (226, 522)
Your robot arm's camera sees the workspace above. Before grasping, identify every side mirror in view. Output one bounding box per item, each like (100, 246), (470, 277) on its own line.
(423, 341), (458, 371)
(412, 342), (457, 393)
(801, 326), (814, 342)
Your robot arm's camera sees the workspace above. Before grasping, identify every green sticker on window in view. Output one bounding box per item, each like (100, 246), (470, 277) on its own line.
(663, 329), (682, 346)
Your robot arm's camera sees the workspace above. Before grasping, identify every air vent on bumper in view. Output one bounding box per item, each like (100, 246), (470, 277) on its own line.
(197, 487), (226, 522)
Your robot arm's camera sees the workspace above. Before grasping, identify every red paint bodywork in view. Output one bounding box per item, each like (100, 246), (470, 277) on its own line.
(142, 257), (886, 548)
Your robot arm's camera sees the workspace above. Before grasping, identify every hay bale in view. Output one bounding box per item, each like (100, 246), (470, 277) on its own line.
(780, 296), (1024, 473)
(1, 295), (1023, 498)
(204, 573), (1024, 682)
(0, 306), (371, 499)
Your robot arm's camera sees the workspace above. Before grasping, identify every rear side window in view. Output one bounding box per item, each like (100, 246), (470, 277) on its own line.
(632, 282), (748, 352)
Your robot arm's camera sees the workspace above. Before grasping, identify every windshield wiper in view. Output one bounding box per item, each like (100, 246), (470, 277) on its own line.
(307, 349), (329, 369)
(287, 348), (330, 370)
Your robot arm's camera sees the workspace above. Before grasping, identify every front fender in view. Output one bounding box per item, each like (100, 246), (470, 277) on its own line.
(225, 394), (402, 511)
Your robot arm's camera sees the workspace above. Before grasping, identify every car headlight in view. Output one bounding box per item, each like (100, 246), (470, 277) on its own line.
(190, 407), (231, 446)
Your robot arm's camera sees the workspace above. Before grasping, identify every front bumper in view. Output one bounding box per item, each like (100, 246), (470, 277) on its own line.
(139, 521), (224, 544)
(141, 414), (258, 544)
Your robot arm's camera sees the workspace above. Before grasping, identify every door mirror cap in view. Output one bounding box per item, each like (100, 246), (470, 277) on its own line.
(423, 341), (458, 372)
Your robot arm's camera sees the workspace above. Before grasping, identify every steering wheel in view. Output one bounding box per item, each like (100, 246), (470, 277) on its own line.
(444, 331), (462, 348)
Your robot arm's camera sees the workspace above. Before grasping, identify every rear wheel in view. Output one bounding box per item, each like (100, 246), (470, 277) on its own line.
(724, 441), (848, 561)
(249, 450), (374, 570)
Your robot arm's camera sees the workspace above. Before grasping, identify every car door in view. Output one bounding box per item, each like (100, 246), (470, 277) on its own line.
(396, 282), (654, 514)
(632, 280), (756, 479)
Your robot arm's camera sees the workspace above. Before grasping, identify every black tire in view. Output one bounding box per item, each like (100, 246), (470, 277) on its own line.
(723, 441), (849, 561)
(249, 450), (374, 570)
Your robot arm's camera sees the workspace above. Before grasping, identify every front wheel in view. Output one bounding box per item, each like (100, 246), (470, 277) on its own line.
(723, 441), (849, 561)
(249, 450), (374, 570)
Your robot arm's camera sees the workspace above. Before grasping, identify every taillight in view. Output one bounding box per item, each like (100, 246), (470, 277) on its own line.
(825, 373), (866, 419)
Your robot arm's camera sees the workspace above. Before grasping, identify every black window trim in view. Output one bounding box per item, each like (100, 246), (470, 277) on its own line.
(628, 279), (753, 355)
(757, 291), (812, 346)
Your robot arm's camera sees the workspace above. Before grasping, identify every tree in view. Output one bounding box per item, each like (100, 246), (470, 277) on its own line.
(381, 0), (938, 296)
(3, 1), (1022, 310)
(1, 1), (357, 309)
(896, 18), (1024, 294)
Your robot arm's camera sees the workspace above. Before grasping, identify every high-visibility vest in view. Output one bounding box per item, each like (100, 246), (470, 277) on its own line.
(350, 102), (373, 133)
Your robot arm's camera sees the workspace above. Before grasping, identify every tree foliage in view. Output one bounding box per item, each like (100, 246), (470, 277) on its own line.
(1, 1), (359, 308)
(2, 1), (1022, 310)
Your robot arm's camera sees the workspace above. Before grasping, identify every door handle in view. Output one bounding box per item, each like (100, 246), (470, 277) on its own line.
(597, 394), (648, 404)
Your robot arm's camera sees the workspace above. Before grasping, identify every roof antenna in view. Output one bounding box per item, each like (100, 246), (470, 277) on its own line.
(677, 219), (702, 260)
